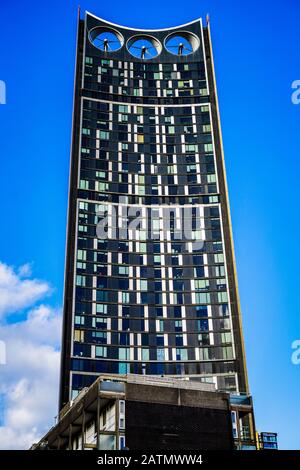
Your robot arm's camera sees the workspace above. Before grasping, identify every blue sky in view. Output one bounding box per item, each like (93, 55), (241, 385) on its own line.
(0, 0), (300, 449)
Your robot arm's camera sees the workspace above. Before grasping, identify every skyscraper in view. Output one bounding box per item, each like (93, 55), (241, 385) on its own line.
(60, 10), (251, 435)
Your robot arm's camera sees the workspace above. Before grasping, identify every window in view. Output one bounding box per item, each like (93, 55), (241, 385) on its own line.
(74, 330), (84, 342)
(218, 304), (229, 316)
(92, 331), (107, 343)
(95, 346), (107, 357)
(214, 253), (224, 263)
(167, 165), (176, 174)
(221, 332), (232, 344)
(207, 174), (216, 183)
(187, 164), (197, 173)
(119, 363), (129, 374)
(75, 315), (85, 326)
(99, 435), (116, 451)
(176, 348), (188, 360)
(119, 266), (129, 275)
(195, 279), (209, 290)
(100, 131), (109, 140)
(118, 105), (128, 113)
(122, 292), (129, 303)
(97, 182), (108, 191)
(195, 305), (208, 317)
(140, 243), (147, 253)
(222, 346), (233, 360)
(195, 293), (211, 304)
(157, 348), (165, 360)
(137, 134), (144, 143)
(79, 201), (89, 211)
(215, 265), (225, 277)
(204, 143), (213, 153)
(185, 144), (198, 152)
(77, 261), (86, 270)
(93, 317), (107, 330)
(120, 113), (128, 122)
(119, 348), (130, 360)
(198, 333), (210, 346)
(96, 304), (108, 314)
(199, 348), (209, 360)
(96, 171), (106, 179)
(79, 180), (89, 190)
(218, 292), (228, 303)
(141, 348), (149, 361)
(184, 125), (193, 134)
(216, 278), (227, 290)
(77, 250), (86, 261)
(198, 319), (209, 331)
(178, 80), (189, 88)
(76, 275), (86, 287)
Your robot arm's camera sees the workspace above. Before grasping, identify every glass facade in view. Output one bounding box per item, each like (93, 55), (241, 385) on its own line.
(59, 12), (250, 407)
(258, 432), (278, 450)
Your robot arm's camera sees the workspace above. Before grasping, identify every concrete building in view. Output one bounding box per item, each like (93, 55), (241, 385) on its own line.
(256, 432), (278, 450)
(61, 9), (251, 413)
(52, 8), (269, 450)
(32, 374), (256, 450)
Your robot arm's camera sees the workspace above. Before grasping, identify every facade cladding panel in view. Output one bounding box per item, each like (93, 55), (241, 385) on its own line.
(59, 10), (250, 409)
(125, 382), (234, 450)
(125, 401), (233, 450)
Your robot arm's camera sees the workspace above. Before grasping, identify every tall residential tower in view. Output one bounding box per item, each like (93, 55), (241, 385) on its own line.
(60, 12), (251, 436)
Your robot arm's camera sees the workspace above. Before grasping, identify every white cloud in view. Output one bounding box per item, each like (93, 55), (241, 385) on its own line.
(18, 263), (33, 278)
(0, 262), (61, 450)
(0, 424), (40, 450)
(0, 262), (51, 318)
(5, 304), (62, 349)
